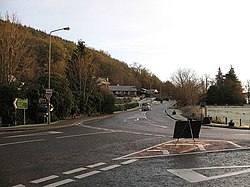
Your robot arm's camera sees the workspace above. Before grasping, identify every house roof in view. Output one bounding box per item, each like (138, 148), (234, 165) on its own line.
(109, 85), (137, 92)
(97, 78), (110, 86)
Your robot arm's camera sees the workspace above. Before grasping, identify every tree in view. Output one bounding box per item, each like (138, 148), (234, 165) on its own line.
(50, 74), (75, 120)
(215, 67), (224, 88)
(66, 40), (97, 114)
(206, 85), (220, 104)
(171, 68), (201, 106)
(206, 66), (245, 105)
(26, 74), (75, 122)
(0, 84), (18, 125)
(224, 66), (244, 104)
(161, 81), (176, 100)
(206, 68), (224, 104)
(0, 13), (35, 84)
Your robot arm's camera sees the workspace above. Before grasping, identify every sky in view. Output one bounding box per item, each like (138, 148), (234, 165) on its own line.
(1, 0), (250, 85)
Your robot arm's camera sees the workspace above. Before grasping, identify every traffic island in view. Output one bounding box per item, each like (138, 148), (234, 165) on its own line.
(118, 139), (249, 159)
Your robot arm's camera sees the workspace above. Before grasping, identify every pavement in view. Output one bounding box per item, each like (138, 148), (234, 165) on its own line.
(0, 114), (113, 133)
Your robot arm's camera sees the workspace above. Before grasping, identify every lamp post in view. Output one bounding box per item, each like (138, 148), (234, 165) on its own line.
(48, 27), (70, 124)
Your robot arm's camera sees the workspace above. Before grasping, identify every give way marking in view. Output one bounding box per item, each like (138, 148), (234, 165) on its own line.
(168, 165), (250, 183)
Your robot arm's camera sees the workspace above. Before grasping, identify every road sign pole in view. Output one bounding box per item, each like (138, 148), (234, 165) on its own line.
(48, 98), (51, 124)
(45, 89), (53, 125)
(14, 108), (16, 126)
(24, 109), (26, 125)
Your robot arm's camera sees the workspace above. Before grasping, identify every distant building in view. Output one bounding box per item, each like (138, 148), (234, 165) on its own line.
(109, 85), (137, 97)
(140, 88), (159, 97)
(243, 91), (250, 104)
(96, 78), (110, 90)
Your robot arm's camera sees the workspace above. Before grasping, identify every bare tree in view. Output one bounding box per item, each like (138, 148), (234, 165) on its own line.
(0, 13), (35, 84)
(171, 68), (201, 106)
(66, 40), (97, 113)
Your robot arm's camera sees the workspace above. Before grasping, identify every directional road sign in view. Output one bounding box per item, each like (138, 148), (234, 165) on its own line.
(45, 89), (53, 101)
(13, 98), (28, 109)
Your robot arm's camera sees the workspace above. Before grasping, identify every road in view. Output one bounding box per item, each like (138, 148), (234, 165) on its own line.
(0, 101), (249, 186)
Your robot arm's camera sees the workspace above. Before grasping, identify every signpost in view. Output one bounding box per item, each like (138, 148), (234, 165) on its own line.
(45, 89), (53, 124)
(13, 98), (28, 125)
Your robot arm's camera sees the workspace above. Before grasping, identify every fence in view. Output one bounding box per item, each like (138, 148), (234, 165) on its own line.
(206, 106), (250, 127)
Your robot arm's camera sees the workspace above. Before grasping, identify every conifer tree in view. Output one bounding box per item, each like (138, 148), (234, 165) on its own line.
(206, 66), (245, 105)
(224, 66), (244, 104)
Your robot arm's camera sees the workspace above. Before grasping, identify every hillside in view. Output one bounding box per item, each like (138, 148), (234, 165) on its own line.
(0, 18), (162, 90)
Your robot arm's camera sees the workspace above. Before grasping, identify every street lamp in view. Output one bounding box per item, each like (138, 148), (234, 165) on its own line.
(48, 27), (70, 124)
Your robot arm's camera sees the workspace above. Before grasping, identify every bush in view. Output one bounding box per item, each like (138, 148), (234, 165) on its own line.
(115, 102), (138, 111)
(0, 84), (18, 125)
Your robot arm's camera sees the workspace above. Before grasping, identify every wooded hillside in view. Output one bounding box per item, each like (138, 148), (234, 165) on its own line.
(0, 17), (162, 89)
(0, 15), (171, 125)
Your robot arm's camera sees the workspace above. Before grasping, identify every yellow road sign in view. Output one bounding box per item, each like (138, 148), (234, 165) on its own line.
(13, 98), (28, 109)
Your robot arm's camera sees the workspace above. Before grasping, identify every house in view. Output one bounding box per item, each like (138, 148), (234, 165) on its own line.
(109, 85), (137, 97)
(96, 78), (110, 90)
(140, 88), (159, 97)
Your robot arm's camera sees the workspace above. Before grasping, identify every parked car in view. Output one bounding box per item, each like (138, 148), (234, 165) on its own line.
(142, 103), (151, 111)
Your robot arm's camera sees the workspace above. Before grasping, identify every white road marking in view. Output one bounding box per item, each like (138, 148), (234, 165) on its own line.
(113, 139), (177, 160)
(12, 184), (25, 187)
(79, 124), (164, 137)
(169, 169), (207, 183)
(0, 139), (44, 147)
(81, 125), (115, 132)
(43, 179), (74, 187)
(48, 131), (63, 134)
(197, 144), (206, 151)
(162, 150), (170, 155)
(127, 114), (146, 120)
(57, 131), (112, 139)
(147, 123), (168, 129)
(166, 143), (209, 146)
(227, 141), (242, 148)
(30, 175), (59, 184)
(168, 165), (250, 183)
(4, 131), (62, 138)
(147, 149), (170, 155)
(121, 159), (138, 165)
(87, 162), (106, 168)
(75, 170), (101, 179)
(100, 164), (121, 171)
(63, 167), (87, 175)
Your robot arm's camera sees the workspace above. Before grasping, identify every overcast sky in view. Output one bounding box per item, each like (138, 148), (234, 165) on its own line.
(1, 0), (250, 85)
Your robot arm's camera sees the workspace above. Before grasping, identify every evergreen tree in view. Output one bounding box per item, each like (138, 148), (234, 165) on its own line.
(206, 66), (245, 105)
(215, 67), (224, 87)
(206, 85), (220, 104)
(224, 66), (244, 104)
(215, 67), (225, 104)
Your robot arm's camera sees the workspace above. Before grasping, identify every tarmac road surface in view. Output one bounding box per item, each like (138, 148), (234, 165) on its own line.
(0, 101), (249, 186)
